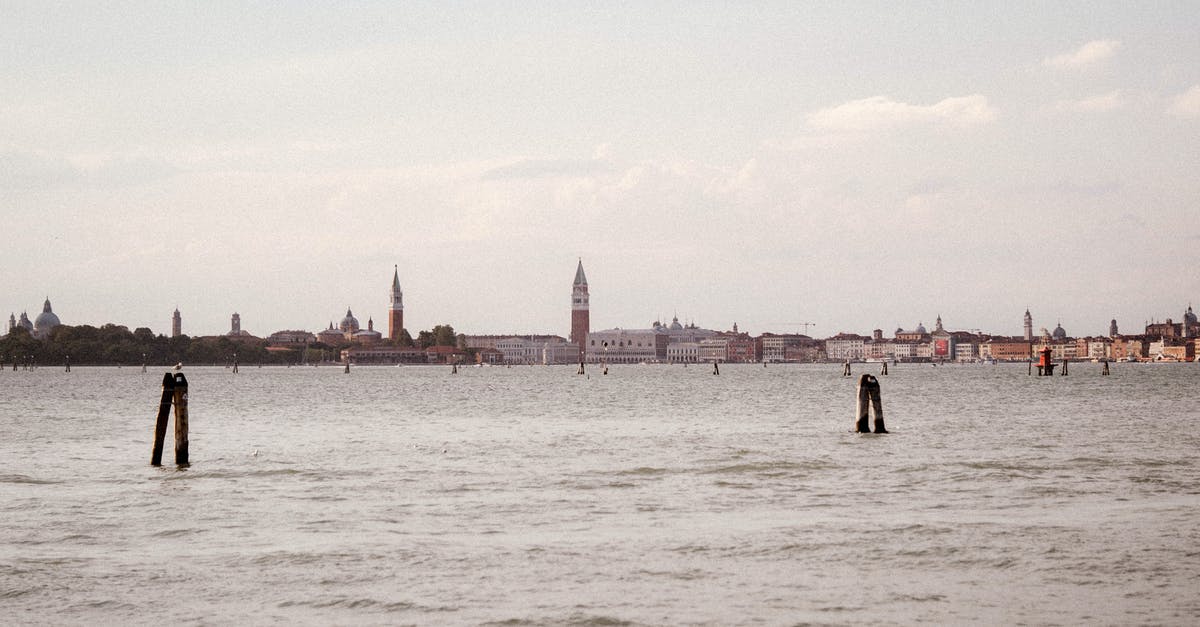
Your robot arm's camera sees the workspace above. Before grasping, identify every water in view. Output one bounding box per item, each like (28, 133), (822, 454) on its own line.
(2, 362), (1198, 625)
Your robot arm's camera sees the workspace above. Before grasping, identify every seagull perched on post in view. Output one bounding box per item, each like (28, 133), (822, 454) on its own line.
(173, 362), (183, 371)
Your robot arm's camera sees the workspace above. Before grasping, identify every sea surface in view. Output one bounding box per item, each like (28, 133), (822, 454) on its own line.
(2, 362), (1198, 625)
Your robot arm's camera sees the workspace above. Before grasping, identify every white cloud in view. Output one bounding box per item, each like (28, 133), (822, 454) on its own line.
(806, 95), (997, 132)
(1043, 39), (1121, 68)
(1052, 90), (1125, 113)
(1168, 85), (1200, 117)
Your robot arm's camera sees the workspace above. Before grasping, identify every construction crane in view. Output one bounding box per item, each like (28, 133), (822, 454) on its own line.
(767, 322), (817, 334)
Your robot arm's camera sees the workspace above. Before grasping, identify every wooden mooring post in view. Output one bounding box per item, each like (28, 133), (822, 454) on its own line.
(854, 374), (887, 433)
(172, 373), (189, 465)
(712, 361), (720, 375)
(842, 361), (851, 376)
(151, 372), (189, 466)
(881, 361), (888, 375)
(1060, 359), (1069, 376)
(1102, 360), (1110, 375)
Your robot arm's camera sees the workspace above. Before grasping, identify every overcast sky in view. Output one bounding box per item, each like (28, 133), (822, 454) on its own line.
(3, 2), (1198, 338)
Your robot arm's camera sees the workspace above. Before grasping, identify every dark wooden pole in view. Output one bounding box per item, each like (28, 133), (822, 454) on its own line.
(151, 373), (175, 466)
(713, 361), (719, 375)
(854, 374), (886, 433)
(173, 373), (189, 465)
(1102, 360), (1110, 375)
(881, 361), (888, 375)
(855, 374), (871, 433)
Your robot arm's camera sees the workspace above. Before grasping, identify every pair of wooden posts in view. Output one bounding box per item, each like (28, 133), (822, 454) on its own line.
(151, 372), (189, 466)
(855, 374), (887, 433)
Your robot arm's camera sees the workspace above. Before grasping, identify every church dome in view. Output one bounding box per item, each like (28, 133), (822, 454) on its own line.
(33, 299), (60, 338)
(915, 322), (927, 334)
(1185, 306), (1197, 325)
(1052, 323), (1067, 340)
(670, 316), (683, 331)
(339, 308), (360, 334)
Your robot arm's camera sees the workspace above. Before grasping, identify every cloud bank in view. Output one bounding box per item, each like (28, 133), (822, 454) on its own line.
(1169, 85), (1200, 117)
(806, 95), (997, 132)
(1043, 39), (1121, 68)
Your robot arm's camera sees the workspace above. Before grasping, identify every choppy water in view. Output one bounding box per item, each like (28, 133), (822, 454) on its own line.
(2, 362), (1198, 625)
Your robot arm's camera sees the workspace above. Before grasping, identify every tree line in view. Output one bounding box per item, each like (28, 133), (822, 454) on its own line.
(0, 323), (464, 367)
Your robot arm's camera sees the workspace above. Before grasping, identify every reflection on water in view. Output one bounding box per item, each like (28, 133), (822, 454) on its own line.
(2, 363), (1198, 624)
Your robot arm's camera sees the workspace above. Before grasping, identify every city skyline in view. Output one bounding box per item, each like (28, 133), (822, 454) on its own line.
(3, 5), (1198, 336)
(7, 262), (1197, 342)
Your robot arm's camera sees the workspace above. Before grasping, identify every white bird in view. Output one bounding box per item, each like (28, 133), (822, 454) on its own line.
(173, 362), (183, 371)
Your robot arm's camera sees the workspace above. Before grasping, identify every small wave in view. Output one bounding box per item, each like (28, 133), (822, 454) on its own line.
(615, 467), (671, 476)
(702, 461), (818, 475)
(150, 528), (203, 538)
(563, 614), (635, 626)
(0, 474), (60, 485)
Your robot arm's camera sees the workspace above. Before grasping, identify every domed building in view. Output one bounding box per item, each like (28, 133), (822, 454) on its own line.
(33, 299), (61, 339)
(338, 308), (360, 335)
(1052, 323), (1068, 341)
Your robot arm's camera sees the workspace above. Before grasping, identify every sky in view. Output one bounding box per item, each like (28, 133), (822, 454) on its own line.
(2, 2), (1198, 339)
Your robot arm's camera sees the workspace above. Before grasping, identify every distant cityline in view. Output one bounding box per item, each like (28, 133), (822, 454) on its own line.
(8, 263), (1198, 365)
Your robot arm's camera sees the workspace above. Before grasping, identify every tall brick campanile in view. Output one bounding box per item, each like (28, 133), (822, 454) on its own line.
(389, 265), (404, 342)
(570, 259), (589, 358)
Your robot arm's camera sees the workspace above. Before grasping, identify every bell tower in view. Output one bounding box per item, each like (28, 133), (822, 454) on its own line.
(1023, 309), (1033, 341)
(570, 259), (589, 357)
(388, 265), (404, 342)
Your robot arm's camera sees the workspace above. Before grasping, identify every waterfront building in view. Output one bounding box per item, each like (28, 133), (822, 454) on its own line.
(8, 311), (33, 335)
(340, 345), (428, 365)
(891, 342), (917, 361)
(267, 330), (317, 346)
(666, 341), (699, 363)
(825, 333), (867, 361)
(985, 338), (1032, 361)
(1084, 337), (1112, 360)
(1111, 336), (1149, 361)
(930, 316), (952, 360)
(463, 334), (568, 351)
(570, 259), (589, 359)
(172, 308), (181, 338)
(761, 333), (817, 362)
(317, 323), (347, 345)
(697, 336), (729, 362)
(388, 266), (404, 342)
(586, 327), (668, 364)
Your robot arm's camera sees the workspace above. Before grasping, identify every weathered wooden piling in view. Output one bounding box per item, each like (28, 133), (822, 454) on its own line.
(172, 373), (189, 465)
(64, 355), (70, 373)
(1102, 360), (1110, 375)
(881, 361), (888, 375)
(151, 373), (175, 466)
(577, 360), (585, 375)
(451, 363), (458, 374)
(843, 361), (851, 376)
(713, 361), (720, 375)
(344, 360), (350, 374)
(1061, 359), (1069, 376)
(855, 374), (886, 433)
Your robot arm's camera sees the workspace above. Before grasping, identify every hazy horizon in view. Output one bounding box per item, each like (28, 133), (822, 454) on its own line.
(3, 3), (1198, 338)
